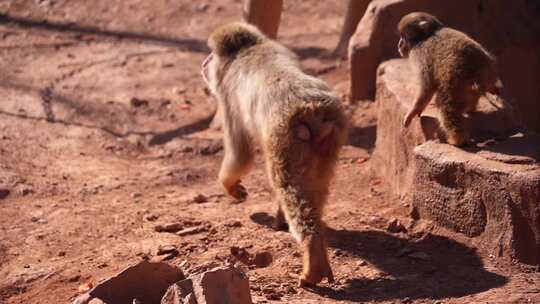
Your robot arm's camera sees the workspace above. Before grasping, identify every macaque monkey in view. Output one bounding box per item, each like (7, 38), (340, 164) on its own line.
(398, 12), (502, 146)
(202, 22), (347, 286)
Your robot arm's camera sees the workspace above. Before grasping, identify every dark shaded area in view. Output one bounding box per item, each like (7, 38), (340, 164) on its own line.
(0, 79), (219, 145)
(250, 212), (275, 229)
(0, 13), (209, 52)
(291, 46), (336, 60)
(148, 114), (214, 146)
(251, 211), (507, 301)
(347, 125), (376, 150)
(467, 134), (540, 162)
(314, 229), (507, 302)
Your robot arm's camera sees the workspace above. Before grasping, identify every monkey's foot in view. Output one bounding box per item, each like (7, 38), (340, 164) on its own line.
(227, 182), (248, 201)
(298, 235), (334, 287)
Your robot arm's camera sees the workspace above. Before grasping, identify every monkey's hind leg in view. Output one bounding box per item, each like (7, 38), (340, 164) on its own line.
(437, 92), (468, 146)
(266, 137), (335, 287)
(274, 183), (333, 287)
(219, 126), (254, 201)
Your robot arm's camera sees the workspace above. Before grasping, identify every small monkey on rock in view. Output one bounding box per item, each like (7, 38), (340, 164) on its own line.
(398, 12), (503, 146)
(201, 22), (347, 286)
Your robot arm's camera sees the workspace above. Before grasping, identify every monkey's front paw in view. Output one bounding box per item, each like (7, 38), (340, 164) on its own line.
(227, 182), (248, 201)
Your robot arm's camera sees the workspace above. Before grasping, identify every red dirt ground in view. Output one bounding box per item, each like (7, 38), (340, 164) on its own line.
(0, 1), (538, 303)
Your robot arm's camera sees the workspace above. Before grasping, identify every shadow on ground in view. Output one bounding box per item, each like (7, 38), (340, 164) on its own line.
(347, 125), (376, 150)
(251, 212), (508, 302)
(0, 14), (209, 52)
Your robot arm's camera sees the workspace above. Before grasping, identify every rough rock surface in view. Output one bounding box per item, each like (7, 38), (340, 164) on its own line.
(161, 266), (252, 304)
(371, 59), (539, 264)
(413, 138), (540, 264)
(371, 59), (519, 199)
(73, 261), (185, 304)
(348, 0), (540, 132)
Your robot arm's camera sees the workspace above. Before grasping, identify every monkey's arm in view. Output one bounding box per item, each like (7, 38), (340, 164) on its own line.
(403, 85), (435, 128)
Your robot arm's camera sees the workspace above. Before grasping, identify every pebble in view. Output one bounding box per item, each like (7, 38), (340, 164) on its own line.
(144, 213), (159, 221)
(130, 97), (148, 107)
(157, 244), (178, 255)
(196, 3), (210, 11)
(387, 218), (407, 233)
(155, 223), (184, 233)
(223, 220), (242, 228)
(191, 194), (208, 204)
(0, 188), (10, 199)
(130, 192), (142, 199)
(77, 282), (93, 294)
(176, 225), (208, 236)
(253, 251), (273, 268)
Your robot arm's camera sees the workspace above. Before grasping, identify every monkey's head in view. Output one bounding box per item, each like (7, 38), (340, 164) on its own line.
(397, 12), (443, 57)
(202, 22), (266, 94)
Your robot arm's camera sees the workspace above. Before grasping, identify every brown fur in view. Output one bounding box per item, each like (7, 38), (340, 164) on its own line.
(398, 12), (502, 146)
(202, 22), (348, 286)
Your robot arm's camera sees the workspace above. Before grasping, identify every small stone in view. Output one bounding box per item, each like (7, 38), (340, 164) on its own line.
(173, 87), (187, 95)
(21, 187), (33, 196)
(131, 192), (142, 199)
(196, 3), (209, 11)
(144, 213), (159, 221)
(176, 225), (208, 236)
(157, 244), (178, 255)
(191, 194), (208, 204)
(0, 188), (10, 199)
(68, 274), (81, 282)
(77, 282), (93, 294)
(130, 97), (148, 107)
(387, 218), (407, 233)
(199, 140), (223, 155)
(224, 220), (242, 228)
(58, 251), (66, 257)
(155, 223), (184, 233)
(253, 251), (273, 268)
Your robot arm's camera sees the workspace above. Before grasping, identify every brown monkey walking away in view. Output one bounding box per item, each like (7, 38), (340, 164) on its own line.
(398, 12), (503, 146)
(201, 22), (347, 287)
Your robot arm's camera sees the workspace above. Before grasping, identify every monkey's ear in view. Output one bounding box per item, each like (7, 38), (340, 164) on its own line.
(210, 23), (264, 57)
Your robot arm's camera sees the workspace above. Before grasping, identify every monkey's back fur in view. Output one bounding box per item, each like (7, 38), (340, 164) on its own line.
(411, 28), (499, 99)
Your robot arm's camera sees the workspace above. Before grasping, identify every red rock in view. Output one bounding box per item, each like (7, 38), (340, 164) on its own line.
(413, 139), (540, 264)
(161, 266), (252, 304)
(155, 223), (184, 233)
(73, 260), (184, 304)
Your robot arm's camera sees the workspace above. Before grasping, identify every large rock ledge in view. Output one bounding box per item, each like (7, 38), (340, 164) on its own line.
(413, 139), (540, 264)
(371, 59), (540, 264)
